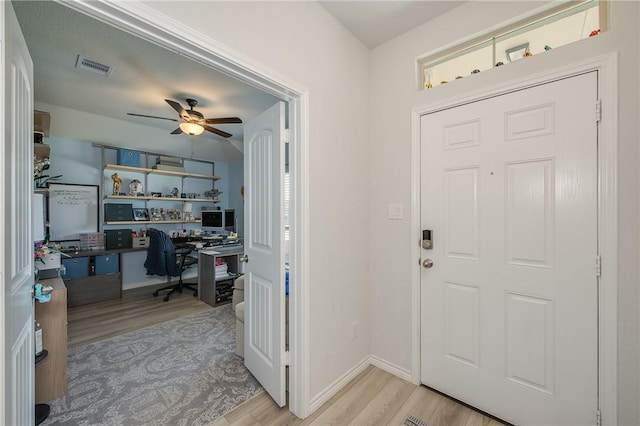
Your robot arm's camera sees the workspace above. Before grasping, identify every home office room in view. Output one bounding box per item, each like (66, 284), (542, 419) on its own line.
(12, 1), (291, 424)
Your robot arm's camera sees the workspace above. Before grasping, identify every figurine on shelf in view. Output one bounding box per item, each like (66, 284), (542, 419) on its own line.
(589, 29), (601, 37)
(544, 45), (552, 51)
(129, 179), (143, 196)
(111, 173), (122, 195)
(523, 50), (533, 58)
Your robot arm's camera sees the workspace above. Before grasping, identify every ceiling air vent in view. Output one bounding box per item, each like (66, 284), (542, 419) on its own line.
(75, 55), (113, 77)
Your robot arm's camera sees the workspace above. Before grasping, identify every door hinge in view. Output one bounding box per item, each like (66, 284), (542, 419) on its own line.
(283, 128), (291, 144)
(284, 350), (290, 366)
(596, 99), (602, 123)
(595, 255), (602, 278)
(596, 409), (602, 426)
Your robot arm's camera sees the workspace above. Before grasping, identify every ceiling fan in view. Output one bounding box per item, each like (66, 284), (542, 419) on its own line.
(127, 98), (242, 138)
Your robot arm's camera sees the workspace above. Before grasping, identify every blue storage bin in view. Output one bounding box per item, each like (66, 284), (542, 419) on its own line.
(62, 257), (90, 280)
(95, 254), (119, 275)
(117, 149), (141, 167)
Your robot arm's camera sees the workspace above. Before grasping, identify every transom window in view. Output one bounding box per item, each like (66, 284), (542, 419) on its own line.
(418, 0), (603, 90)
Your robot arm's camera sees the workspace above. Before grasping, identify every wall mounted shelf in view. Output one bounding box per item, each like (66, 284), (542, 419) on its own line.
(104, 164), (220, 180)
(104, 220), (202, 225)
(104, 195), (220, 203)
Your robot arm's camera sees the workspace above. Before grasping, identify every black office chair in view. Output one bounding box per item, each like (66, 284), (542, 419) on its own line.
(144, 228), (198, 302)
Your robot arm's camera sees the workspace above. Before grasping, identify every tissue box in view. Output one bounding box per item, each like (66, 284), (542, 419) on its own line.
(35, 253), (61, 279)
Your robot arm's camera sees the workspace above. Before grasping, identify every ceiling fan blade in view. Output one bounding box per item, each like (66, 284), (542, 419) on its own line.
(165, 99), (191, 121)
(170, 127), (183, 134)
(127, 112), (178, 122)
(202, 117), (243, 124)
(203, 125), (232, 138)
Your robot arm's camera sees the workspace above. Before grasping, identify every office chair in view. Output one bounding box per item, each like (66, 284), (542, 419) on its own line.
(144, 228), (198, 302)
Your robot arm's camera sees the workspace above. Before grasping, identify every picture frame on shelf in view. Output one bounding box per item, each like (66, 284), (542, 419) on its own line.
(133, 208), (150, 221)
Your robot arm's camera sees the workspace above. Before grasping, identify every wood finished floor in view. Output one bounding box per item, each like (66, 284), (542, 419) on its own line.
(66, 280), (213, 348)
(67, 286), (506, 426)
(212, 365), (506, 426)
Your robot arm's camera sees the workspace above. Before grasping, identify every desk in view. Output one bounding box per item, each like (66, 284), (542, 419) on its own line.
(198, 245), (244, 307)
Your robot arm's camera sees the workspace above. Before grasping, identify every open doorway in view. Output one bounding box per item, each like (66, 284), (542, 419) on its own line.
(14, 0), (307, 420)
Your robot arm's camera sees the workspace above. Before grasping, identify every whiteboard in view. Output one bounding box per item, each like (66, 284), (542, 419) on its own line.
(48, 183), (99, 241)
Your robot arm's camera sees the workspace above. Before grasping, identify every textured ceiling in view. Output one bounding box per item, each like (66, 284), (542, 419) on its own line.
(12, 0), (281, 157)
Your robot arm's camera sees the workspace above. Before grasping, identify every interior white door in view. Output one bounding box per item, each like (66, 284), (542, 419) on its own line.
(420, 72), (598, 425)
(1, 2), (36, 424)
(243, 101), (286, 406)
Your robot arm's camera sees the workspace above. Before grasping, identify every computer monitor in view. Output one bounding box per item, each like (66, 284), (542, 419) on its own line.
(201, 210), (224, 233)
(224, 209), (235, 232)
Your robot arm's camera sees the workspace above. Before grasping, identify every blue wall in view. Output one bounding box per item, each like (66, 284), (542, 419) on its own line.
(44, 136), (244, 289)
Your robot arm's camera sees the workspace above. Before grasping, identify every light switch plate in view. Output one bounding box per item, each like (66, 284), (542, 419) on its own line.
(388, 203), (403, 220)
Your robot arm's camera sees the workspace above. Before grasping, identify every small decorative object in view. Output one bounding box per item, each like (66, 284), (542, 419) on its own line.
(589, 29), (601, 37)
(424, 70), (432, 89)
(171, 187), (179, 197)
(180, 193), (187, 198)
(111, 173), (122, 195)
(523, 50), (532, 57)
(455, 76), (463, 79)
(440, 80), (448, 84)
(471, 69), (480, 74)
(34, 238), (70, 264)
(151, 192), (162, 197)
(34, 157), (62, 188)
(495, 61), (504, 67)
(544, 45), (552, 51)
(204, 189), (222, 199)
(183, 203), (193, 220)
(129, 179), (143, 196)
(133, 208), (150, 221)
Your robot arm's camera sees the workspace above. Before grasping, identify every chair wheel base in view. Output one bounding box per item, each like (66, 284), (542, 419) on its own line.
(163, 295), (170, 302)
(153, 291), (159, 297)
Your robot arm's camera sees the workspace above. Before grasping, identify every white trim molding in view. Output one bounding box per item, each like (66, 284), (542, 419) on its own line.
(309, 356), (370, 413)
(411, 52), (618, 424)
(56, 0), (311, 418)
(369, 355), (413, 383)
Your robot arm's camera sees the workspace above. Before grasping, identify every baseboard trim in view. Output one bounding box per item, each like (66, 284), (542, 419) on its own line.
(309, 356), (370, 413)
(369, 355), (413, 383)
(309, 355), (413, 413)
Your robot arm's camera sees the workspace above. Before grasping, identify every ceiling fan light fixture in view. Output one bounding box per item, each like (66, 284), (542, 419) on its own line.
(179, 122), (205, 136)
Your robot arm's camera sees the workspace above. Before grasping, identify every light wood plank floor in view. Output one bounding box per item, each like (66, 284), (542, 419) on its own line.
(68, 286), (506, 426)
(67, 280), (214, 348)
(211, 366), (508, 426)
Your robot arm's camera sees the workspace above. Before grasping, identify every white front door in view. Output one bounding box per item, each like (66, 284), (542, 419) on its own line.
(420, 72), (598, 425)
(243, 101), (286, 406)
(1, 2), (36, 424)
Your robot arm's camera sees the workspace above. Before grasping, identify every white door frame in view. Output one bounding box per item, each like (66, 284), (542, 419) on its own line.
(54, 0), (311, 418)
(410, 53), (618, 424)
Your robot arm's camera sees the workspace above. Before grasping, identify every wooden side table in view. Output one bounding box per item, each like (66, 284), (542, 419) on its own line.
(35, 277), (68, 404)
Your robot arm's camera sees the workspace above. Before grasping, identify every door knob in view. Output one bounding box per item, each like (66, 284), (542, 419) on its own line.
(239, 254), (249, 263)
(422, 258), (434, 268)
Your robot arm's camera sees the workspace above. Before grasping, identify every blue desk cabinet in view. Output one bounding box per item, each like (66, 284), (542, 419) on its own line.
(61, 257), (90, 280)
(95, 254), (119, 275)
(63, 252), (122, 307)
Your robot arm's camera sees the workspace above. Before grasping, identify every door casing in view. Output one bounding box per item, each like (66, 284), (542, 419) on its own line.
(46, 0), (311, 418)
(411, 53), (618, 424)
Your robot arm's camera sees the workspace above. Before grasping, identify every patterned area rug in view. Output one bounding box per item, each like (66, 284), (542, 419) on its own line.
(43, 306), (263, 425)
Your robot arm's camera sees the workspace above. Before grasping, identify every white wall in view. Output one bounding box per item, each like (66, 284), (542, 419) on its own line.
(137, 0), (373, 402)
(369, 1), (639, 424)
